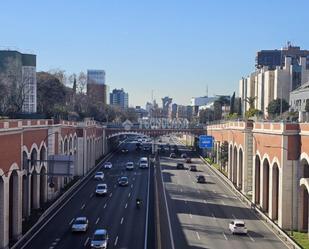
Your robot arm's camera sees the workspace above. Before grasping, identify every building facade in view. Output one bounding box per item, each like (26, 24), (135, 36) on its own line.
(87, 70), (109, 105)
(110, 88), (129, 109)
(0, 50), (37, 113)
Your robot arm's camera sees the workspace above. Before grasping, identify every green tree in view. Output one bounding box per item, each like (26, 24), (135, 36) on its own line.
(199, 109), (214, 123)
(267, 98), (289, 116)
(213, 100), (222, 120)
(220, 141), (228, 170)
(245, 96), (256, 109)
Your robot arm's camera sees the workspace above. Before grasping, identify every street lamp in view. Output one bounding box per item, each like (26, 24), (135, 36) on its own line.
(264, 145), (294, 235)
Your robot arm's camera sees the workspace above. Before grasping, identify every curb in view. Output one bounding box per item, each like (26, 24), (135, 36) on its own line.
(200, 156), (302, 249)
(11, 142), (123, 249)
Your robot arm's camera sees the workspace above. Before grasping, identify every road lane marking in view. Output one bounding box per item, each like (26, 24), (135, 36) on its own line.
(189, 213), (193, 219)
(109, 193), (113, 197)
(114, 236), (119, 246)
(128, 192), (131, 198)
(131, 184), (134, 188)
(69, 218), (74, 225)
(120, 217), (124, 224)
(104, 203), (107, 209)
(247, 233), (255, 242)
(133, 177), (135, 180)
(84, 237), (89, 247)
(95, 218), (100, 224)
(55, 238), (60, 242)
(125, 203), (128, 208)
(223, 232), (228, 240)
(90, 193), (94, 198)
(196, 232), (200, 240)
(232, 214), (236, 219)
(81, 204), (86, 209)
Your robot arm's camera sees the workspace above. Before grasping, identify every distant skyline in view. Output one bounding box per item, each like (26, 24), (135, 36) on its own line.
(1, 0), (309, 107)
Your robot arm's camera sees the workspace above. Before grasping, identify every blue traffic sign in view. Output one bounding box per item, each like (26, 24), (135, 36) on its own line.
(199, 135), (213, 149)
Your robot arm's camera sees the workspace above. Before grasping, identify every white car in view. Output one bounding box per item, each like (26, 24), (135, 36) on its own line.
(95, 184), (107, 196)
(94, 172), (104, 180)
(126, 162), (134, 170)
(139, 157), (148, 169)
(91, 229), (109, 249)
(71, 217), (89, 232)
(104, 162), (112, 169)
(229, 220), (248, 234)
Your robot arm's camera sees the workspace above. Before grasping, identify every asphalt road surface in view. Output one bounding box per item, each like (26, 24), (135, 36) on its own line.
(157, 135), (289, 249)
(21, 141), (150, 249)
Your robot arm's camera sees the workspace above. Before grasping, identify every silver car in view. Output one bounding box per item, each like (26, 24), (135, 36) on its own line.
(71, 217), (89, 232)
(91, 229), (109, 248)
(95, 184), (107, 196)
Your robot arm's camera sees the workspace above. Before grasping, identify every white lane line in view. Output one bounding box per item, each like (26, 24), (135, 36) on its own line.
(125, 203), (128, 208)
(95, 218), (100, 224)
(120, 217), (124, 224)
(232, 214), (236, 219)
(128, 192), (131, 198)
(212, 213), (216, 219)
(55, 238), (60, 242)
(90, 193), (94, 198)
(84, 237), (89, 247)
(196, 232), (201, 240)
(81, 204), (86, 209)
(247, 233), (255, 242)
(223, 232), (228, 240)
(109, 193), (113, 197)
(131, 184), (134, 188)
(49, 247), (54, 249)
(52, 242), (57, 246)
(69, 218), (74, 225)
(104, 203), (107, 209)
(114, 236), (119, 246)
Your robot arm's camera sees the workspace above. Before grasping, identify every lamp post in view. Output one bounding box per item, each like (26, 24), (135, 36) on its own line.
(265, 145), (294, 235)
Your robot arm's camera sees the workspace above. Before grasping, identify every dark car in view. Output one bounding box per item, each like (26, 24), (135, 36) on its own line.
(121, 148), (129, 153)
(186, 158), (192, 163)
(176, 163), (185, 169)
(181, 153), (187, 159)
(170, 153), (176, 158)
(189, 165), (197, 172)
(197, 175), (206, 183)
(118, 176), (129, 186)
(143, 146), (151, 151)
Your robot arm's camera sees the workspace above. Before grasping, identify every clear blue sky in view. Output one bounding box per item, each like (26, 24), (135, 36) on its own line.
(1, 0), (309, 107)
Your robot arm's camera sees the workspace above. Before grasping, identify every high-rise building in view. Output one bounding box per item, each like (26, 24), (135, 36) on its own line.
(162, 96), (172, 118)
(0, 50), (37, 113)
(110, 88), (129, 109)
(86, 69), (109, 104)
(240, 45), (309, 117)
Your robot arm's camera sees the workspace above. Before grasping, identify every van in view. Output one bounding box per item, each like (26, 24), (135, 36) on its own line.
(139, 157), (148, 168)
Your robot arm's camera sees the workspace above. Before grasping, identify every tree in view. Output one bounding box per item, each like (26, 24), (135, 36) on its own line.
(37, 72), (68, 118)
(213, 100), (222, 120)
(220, 141), (228, 170)
(244, 96), (256, 109)
(199, 109), (214, 123)
(267, 98), (289, 116)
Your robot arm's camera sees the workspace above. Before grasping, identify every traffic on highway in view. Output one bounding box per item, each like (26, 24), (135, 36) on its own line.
(16, 135), (290, 249)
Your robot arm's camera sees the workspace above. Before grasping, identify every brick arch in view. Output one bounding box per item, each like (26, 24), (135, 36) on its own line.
(270, 161), (280, 220)
(237, 145), (244, 189)
(254, 153), (262, 204)
(261, 157), (271, 213)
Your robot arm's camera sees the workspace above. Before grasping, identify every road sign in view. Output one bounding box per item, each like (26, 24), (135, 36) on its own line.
(199, 135), (213, 149)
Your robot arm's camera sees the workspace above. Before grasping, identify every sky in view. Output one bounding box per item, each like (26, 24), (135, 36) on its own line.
(1, 0), (309, 107)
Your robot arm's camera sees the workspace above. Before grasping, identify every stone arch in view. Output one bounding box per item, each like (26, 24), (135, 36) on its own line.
(232, 145), (238, 185)
(39, 166), (47, 207)
(228, 143), (233, 180)
(299, 157), (309, 232)
(271, 162), (280, 221)
(73, 134), (77, 151)
(8, 165), (21, 241)
(30, 167), (40, 211)
(262, 157), (270, 213)
(39, 145), (47, 166)
(69, 135), (73, 153)
(255, 154), (261, 204)
(238, 146), (244, 189)
(30, 147), (38, 171)
(64, 137), (68, 155)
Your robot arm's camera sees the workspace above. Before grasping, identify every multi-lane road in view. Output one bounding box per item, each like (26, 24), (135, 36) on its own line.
(158, 136), (289, 249)
(20, 141), (150, 249)
(16, 135), (290, 249)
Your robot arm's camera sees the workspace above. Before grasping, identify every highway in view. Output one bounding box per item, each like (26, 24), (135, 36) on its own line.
(21, 141), (150, 249)
(157, 135), (289, 249)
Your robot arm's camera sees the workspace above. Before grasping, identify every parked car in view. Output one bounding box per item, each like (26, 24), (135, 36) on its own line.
(118, 176), (129, 186)
(229, 220), (248, 235)
(190, 165), (197, 172)
(90, 229), (109, 248)
(176, 163), (185, 169)
(181, 153), (187, 158)
(126, 162), (134, 170)
(170, 153), (176, 158)
(95, 184), (107, 196)
(71, 217), (89, 232)
(196, 175), (206, 183)
(104, 162), (112, 169)
(94, 172), (104, 180)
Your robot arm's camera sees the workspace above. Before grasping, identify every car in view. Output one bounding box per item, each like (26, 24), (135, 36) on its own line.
(126, 162), (134, 170)
(176, 163), (185, 169)
(197, 175), (206, 183)
(143, 146), (151, 151)
(71, 217), (89, 232)
(139, 157), (148, 168)
(190, 165), (197, 172)
(95, 184), (107, 196)
(94, 172), (104, 180)
(181, 153), (187, 158)
(186, 158), (192, 163)
(118, 176), (129, 186)
(90, 229), (109, 249)
(170, 153), (176, 158)
(104, 162), (112, 169)
(229, 220), (248, 235)
(121, 148), (129, 153)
